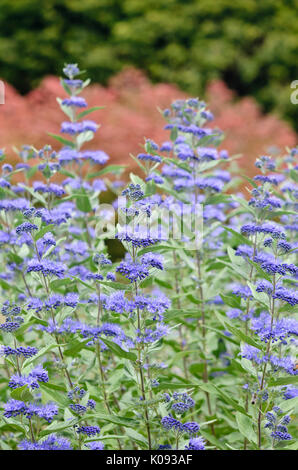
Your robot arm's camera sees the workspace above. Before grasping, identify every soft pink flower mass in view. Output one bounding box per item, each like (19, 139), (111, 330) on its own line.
(0, 68), (296, 177)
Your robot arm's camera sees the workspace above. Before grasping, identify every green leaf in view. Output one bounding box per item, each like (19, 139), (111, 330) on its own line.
(129, 172), (145, 188)
(40, 418), (77, 437)
(138, 243), (184, 257)
(50, 278), (74, 292)
(129, 153), (147, 172)
(58, 167), (76, 178)
(247, 281), (270, 308)
(284, 440), (298, 450)
(241, 175), (258, 189)
(126, 428), (148, 448)
(168, 349), (198, 367)
(100, 337), (137, 361)
(224, 322), (263, 350)
(86, 435), (126, 442)
(159, 183), (189, 203)
(26, 165), (39, 179)
(7, 252), (23, 264)
(205, 194), (232, 205)
(290, 169), (298, 183)
(231, 195), (255, 215)
(64, 337), (91, 356)
(77, 106), (105, 119)
(77, 130), (96, 148)
(0, 420), (27, 435)
(200, 383), (249, 416)
(75, 190), (92, 213)
(85, 412), (136, 428)
(100, 281), (132, 291)
(60, 78), (72, 95)
(48, 133), (75, 148)
(24, 185), (47, 205)
(39, 383), (68, 407)
(246, 261), (272, 283)
(226, 246), (250, 279)
(236, 412), (257, 444)
(200, 430), (227, 450)
(220, 293), (241, 309)
(170, 127), (178, 141)
(189, 363), (205, 377)
(223, 226), (253, 246)
(34, 224), (55, 241)
(23, 343), (61, 369)
(87, 164), (127, 179)
(278, 396), (298, 413)
(11, 385), (34, 402)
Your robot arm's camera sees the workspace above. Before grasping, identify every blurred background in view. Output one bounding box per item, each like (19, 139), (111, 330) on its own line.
(0, 0), (297, 175)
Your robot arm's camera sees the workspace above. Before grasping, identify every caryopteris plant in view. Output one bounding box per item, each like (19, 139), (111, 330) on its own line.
(0, 65), (296, 451)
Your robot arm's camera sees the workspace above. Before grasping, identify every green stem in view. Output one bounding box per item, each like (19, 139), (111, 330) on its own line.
(193, 164), (215, 437)
(29, 419), (35, 442)
(172, 251), (189, 380)
(95, 284), (123, 450)
(257, 274), (276, 449)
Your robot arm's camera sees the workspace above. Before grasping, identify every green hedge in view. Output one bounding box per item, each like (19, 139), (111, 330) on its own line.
(1, 0), (298, 129)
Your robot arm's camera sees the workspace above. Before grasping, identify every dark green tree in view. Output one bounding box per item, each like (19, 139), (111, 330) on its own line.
(0, 0), (298, 128)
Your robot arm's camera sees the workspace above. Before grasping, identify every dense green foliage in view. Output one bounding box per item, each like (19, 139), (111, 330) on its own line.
(0, 1), (298, 128)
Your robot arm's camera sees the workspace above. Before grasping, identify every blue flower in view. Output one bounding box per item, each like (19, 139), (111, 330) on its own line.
(63, 63), (80, 79)
(69, 403), (87, 415)
(137, 153), (161, 163)
(254, 174), (284, 185)
(239, 344), (265, 365)
(9, 365), (48, 390)
(76, 425), (101, 437)
(116, 259), (150, 283)
(106, 272), (116, 281)
(161, 415), (183, 431)
(3, 400), (58, 423)
(273, 286), (298, 306)
(271, 430), (292, 441)
(64, 293), (79, 308)
(0, 346), (38, 358)
(160, 141), (172, 152)
(61, 121), (98, 135)
(182, 422), (200, 435)
(158, 444), (172, 449)
(185, 437), (205, 450)
(27, 259), (66, 278)
(33, 182), (60, 196)
(18, 434), (73, 450)
(81, 150), (109, 165)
